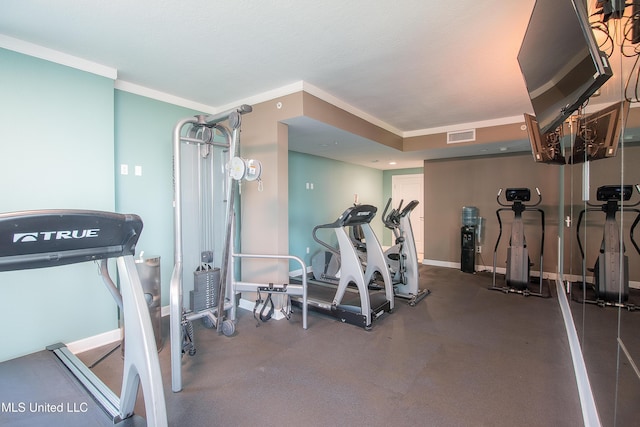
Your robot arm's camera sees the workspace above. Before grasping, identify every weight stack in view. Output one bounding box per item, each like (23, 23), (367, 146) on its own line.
(191, 266), (220, 312)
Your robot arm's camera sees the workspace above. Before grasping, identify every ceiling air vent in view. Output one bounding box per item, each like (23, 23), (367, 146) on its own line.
(447, 129), (476, 144)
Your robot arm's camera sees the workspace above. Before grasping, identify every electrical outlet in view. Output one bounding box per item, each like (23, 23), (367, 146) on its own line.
(476, 245), (482, 254)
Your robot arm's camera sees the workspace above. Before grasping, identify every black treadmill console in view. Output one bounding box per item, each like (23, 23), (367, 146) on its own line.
(596, 185), (633, 202)
(505, 188), (531, 202)
(0, 210), (142, 272)
(338, 204), (377, 227)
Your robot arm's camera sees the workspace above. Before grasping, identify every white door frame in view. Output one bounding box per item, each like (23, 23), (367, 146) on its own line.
(391, 174), (424, 259)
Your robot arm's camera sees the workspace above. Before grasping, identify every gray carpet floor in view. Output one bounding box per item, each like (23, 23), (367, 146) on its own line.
(75, 265), (586, 426)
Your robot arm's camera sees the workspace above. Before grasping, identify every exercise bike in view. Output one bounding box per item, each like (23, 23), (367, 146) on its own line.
(381, 198), (430, 306)
(575, 184), (640, 310)
(490, 187), (549, 297)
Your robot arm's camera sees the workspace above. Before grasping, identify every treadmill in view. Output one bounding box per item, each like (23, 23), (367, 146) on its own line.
(0, 210), (167, 426)
(292, 204), (394, 329)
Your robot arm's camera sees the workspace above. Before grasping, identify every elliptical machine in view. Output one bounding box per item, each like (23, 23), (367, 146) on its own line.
(575, 184), (640, 309)
(381, 198), (430, 306)
(491, 187), (549, 297)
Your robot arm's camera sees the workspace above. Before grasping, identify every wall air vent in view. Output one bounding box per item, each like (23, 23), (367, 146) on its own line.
(447, 129), (476, 144)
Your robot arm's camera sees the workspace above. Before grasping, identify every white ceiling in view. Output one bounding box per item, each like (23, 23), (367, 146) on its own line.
(0, 0), (628, 169)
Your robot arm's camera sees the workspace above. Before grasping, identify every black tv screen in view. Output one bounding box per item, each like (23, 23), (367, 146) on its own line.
(518, 0), (613, 134)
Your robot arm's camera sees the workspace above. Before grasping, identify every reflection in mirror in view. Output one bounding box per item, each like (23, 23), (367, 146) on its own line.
(571, 101), (629, 164)
(566, 114), (640, 426)
(573, 119), (640, 424)
(617, 107), (640, 426)
(518, 1), (640, 423)
(562, 2), (640, 425)
(573, 184), (640, 309)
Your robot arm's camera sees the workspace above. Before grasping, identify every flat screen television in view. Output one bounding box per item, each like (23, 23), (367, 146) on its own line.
(570, 100), (629, 163)
(518, 0), (613, 135)
(524, 113), (567, 164)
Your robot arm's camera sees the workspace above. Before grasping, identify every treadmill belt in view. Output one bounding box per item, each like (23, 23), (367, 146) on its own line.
(294, 275), (385, 307)
(0, 350), (137, 427)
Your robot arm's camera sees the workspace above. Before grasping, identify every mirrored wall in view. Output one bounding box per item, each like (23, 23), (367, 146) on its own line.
(564, 7), (640, 425)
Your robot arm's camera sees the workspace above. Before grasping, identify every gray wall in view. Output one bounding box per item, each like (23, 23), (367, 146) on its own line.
(565, 143), (640, 283)
(423, 152), (561, 277)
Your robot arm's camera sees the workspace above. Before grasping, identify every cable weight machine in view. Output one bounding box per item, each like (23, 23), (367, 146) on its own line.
(170, 105), (252, 392)
(170, 105), (308, 393)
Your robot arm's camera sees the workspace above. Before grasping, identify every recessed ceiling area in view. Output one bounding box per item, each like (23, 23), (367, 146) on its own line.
(286, 116), (533, 170)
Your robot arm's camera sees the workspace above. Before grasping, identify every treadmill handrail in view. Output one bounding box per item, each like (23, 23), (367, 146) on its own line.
(312, 204), (378, 253)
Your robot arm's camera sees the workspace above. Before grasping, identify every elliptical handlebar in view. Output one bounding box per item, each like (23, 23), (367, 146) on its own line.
(381, 198), (394, 227)
(629, 184), (640, 208)
(382, 198), (402, 229)
(533, 187), (542, 207)
(631, 185), (640, 255)
(401, 200), (419, 217)
(382, 198), (419, 230)
(631, 210), (640, 256)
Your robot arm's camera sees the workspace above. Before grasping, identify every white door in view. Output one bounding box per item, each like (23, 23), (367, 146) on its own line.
(392, 174), (424, 259)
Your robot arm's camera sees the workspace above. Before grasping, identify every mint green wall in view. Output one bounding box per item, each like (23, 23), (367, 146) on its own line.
(114, 90), (199, 306)
(381, 167), (424, 246)
(288, 151), (384, 267)
(0, 49), (116, 361)
(0, 47), (425, 361)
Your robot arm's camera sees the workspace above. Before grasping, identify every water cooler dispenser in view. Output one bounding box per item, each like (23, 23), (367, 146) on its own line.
(461, 207), (478, 273)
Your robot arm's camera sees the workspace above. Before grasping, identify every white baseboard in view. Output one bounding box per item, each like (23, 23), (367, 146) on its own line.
(422, 259), (640, 289)
(161, 304), (170, 317)
(422, 258), (459, 269)
(555, 278), (601, 426)
(562, 273), (640, 290)
(67, 328), (121, 354)
(289, 266), (309, 277)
